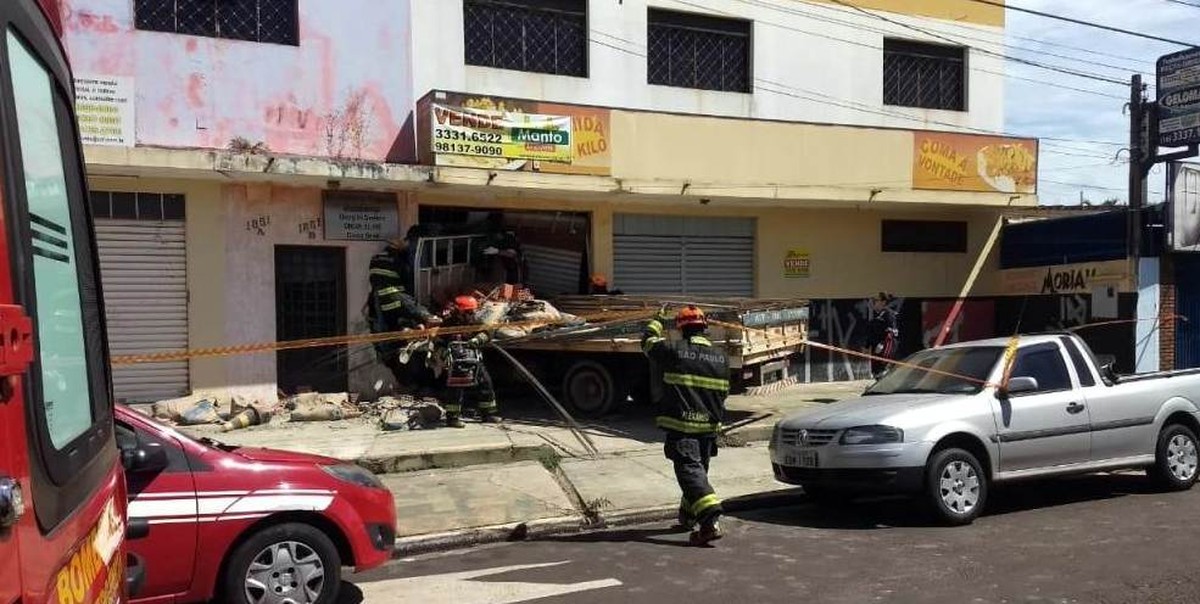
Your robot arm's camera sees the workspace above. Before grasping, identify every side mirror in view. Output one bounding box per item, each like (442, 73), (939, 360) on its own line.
(1004, 376), (1040, 396)
(120, 443), (168, 474)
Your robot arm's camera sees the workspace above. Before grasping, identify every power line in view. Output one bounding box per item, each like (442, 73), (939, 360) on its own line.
(826, 0), (1130, 85)
(1164, 0), (1200, 7)
(963, 0), (1199, 47)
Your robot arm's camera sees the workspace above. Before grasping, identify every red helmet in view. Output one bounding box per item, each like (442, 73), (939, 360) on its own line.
(675, 305), (707, 329)
(453, 295), (479, 313)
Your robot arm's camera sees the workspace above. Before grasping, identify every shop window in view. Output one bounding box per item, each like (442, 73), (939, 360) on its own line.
(648, 8), (751, 93)
(134, 0), (299, 46)
(464, 0), (587, 77)
(883, 38), (966, 111)
(881, 220), (967, 253)
(91, 191), (185, 221)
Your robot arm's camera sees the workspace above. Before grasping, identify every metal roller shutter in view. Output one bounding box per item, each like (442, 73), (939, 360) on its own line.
(613, 215), (754, 296)
(523, 244), (583, 298)
(95, 220), (189, 402)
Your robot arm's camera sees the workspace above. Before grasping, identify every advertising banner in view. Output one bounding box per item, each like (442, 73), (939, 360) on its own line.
(912, 132), (1038, 194)
(1157, 47), (1200, 148)
(999, 259), (1132, 295)
(1170, 162), (1200, 252)
(420, 91), (611, 176)
(73, 75), (135, 147)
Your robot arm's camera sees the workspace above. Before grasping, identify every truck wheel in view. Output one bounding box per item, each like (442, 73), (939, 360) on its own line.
(222, 522), (341, 604)
(924, 448), (987, 526)
(562, 360), (617, 417)
(1148, 424), (1200, 491)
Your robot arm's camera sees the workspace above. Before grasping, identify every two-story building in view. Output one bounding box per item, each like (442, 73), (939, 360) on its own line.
(59, 0), (1046, 402)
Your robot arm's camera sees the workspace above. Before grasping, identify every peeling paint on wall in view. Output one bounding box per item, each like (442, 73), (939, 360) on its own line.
(61, 0), (414, 161)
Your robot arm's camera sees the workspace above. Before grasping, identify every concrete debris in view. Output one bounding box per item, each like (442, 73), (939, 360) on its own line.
(377, 396), (444, 431)
(286, 392), (363, 422)
(152, 393), (271, 427)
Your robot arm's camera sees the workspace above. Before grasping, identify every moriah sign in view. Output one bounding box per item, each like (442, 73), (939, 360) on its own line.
(1157, 47), (1200, 148)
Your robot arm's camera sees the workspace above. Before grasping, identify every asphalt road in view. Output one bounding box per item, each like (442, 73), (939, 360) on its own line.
(338, 472), (1200, 604)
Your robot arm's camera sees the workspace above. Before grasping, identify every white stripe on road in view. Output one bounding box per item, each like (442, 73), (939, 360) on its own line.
(355, 561), (623, 604)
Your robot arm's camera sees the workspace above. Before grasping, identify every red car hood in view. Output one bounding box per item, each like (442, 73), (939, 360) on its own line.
(230, 446), (341, 466)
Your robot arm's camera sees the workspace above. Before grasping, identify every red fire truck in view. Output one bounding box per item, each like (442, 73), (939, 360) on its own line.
(0, 0), (139, 601)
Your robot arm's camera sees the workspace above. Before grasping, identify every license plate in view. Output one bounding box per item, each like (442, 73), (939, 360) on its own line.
(784, 450), (818, 468)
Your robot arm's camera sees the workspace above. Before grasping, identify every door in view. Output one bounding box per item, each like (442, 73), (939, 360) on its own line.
(118, 417), (198, 598)
(613, 214), (754, 296)
(93, 193), (189, 402)
(1176, 255), (1200, 369)
(275, 246), (347, 394)
(991, 342), (1091, 472)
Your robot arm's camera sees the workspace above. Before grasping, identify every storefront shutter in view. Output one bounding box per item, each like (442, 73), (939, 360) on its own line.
(613, 214), (754, 296)
(95, 220), (189, 402)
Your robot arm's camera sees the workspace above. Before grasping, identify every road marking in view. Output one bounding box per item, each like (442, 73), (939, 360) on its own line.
(356, 561), (622, 604)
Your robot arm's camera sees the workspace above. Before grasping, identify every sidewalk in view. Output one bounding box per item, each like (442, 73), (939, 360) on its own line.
(178, 381), (869, 552)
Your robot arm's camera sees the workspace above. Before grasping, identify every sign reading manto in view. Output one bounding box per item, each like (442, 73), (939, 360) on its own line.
(73, 75), (134, 147)
(912, 132), (1037, 194)
(431, 103), (573, 164)
(323, 194), (398, 241)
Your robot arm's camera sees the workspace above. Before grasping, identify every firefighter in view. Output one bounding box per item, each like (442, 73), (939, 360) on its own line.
(437, 295), (501, 428)
(642, 305), (730, 546)
(866, 292), (900, 380)
(368, 233), (440, 394)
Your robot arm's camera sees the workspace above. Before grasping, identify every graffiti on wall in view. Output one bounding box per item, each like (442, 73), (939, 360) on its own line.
(803, 296), (910, 382)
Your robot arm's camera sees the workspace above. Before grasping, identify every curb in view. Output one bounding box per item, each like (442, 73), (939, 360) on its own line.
(357, 443), (556, 474)
(392, 487), (806, 557)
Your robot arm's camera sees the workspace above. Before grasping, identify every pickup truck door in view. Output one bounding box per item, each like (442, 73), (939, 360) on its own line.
(991, 342), (1091, 472)
(1058, 336), (1158, 462)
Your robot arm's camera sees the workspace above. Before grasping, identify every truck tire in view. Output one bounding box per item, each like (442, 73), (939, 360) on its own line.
(924, 448), (988, 526)
(221, 522), (342, 604)
(562, 360), (617, 417)
(1148, 423), (1200, 491)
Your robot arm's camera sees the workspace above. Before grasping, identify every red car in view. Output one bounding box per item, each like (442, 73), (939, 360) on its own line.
(114, 404), (396, 603)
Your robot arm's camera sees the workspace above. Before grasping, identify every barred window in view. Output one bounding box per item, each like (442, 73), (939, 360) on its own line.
(90, 191), (186, 221)
(883, 38), (966, 111)
(134, 0), (299, 46)
(647, 9), (751, 93)
(464, 0), (588, 77)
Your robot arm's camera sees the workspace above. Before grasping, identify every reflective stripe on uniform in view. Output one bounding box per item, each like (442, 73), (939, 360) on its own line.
(646, 320), (664, 336)
(642, 336), (666, 352)
(656, 416), (721, 434)
(377, 286), (403, 296)
(478, 400), (498, 411)
(444, 404), (462, 413)
(663, 372), (729, 392)
(370, 267), (401, 278)
(380, 300), (404, 312)
(689, 493), (721, 517)
(689, 336), (713, 347)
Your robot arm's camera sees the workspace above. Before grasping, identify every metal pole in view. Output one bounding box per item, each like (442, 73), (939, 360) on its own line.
(1129, 74), (1146, 273)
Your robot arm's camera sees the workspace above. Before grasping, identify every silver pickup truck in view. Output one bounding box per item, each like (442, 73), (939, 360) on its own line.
(769, 333), (1200, 525)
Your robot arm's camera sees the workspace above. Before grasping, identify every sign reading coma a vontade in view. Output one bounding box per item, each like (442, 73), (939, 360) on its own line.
(1170, 162), (1200, 252)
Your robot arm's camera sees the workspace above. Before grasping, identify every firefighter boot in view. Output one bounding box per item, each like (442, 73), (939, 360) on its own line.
(675, 498), (696, 532)
(479, 401), (502, 424)
(445, 413), (466, 429)
(689, 520), (724, 547)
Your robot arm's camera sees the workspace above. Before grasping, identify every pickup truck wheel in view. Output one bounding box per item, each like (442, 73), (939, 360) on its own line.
(222, 522), (342, 604)
(925, 448), (987, 526)
(1149, 424), (1200, 491)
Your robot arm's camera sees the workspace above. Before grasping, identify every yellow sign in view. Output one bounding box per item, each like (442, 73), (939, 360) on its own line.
(431, 103), (573, 164)
(1000, 259), (1131, 295)
(913, 132), (1038, 194)
(784, 249), (811, 278)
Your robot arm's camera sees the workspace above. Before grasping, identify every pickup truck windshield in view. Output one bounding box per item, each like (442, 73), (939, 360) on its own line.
(867, 346), (1003, 395)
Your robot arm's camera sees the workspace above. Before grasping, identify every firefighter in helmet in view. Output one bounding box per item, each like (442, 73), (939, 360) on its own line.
(642, 304), (730, 546)
(436, 295), (501, 428)
(368, 231), (440, 393)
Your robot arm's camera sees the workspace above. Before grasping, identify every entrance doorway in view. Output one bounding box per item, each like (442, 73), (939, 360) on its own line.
(275, 246), (347, 394)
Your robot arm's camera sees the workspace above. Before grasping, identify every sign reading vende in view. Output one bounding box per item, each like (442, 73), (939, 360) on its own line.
(431, 103), (573, 164)
(1158, 48), (1200, 148)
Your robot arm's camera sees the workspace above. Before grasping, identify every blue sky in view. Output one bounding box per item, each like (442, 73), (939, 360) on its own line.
(1005, 0), (1199, 206)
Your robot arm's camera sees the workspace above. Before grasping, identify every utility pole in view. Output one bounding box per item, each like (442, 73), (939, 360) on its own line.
(1128, 74), (1148, 276)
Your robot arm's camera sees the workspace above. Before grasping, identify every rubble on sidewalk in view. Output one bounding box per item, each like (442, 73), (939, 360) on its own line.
(151, 393), (267, 427)
(376, 395), (445, 431)
(286, 392), (362, 422)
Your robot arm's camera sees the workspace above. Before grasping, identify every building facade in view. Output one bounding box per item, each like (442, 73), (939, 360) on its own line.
(59, 0), (1038, 402)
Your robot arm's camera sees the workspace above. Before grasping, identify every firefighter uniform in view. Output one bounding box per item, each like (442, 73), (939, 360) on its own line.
(437, 297), (500, 427)
(642, 306), (730, 545)
(368, 244), (436, 390)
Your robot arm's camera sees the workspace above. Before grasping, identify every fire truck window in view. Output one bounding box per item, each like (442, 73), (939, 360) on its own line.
(8, 31), (94, 449)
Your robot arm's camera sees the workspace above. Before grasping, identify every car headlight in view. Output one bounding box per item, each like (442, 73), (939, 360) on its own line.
(322, 464), (386, 490)
(840, 425), (904, 445)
